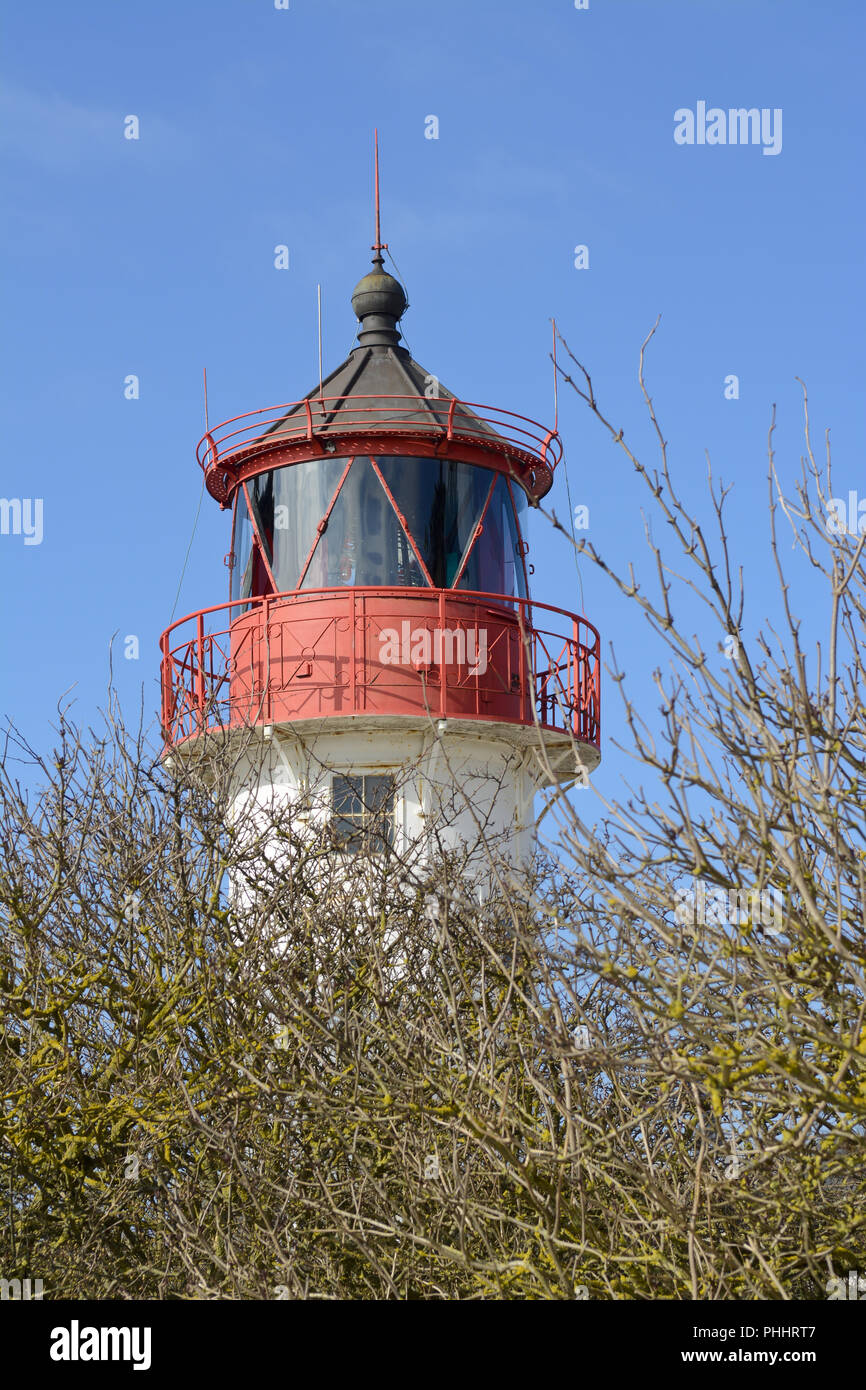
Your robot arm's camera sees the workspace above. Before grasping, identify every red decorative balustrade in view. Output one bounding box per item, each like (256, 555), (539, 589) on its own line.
(160, 588), (600, 752)
(197, 396), (562, 502)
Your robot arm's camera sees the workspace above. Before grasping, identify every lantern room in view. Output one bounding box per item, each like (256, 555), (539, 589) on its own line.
(231, 452), (528, 603)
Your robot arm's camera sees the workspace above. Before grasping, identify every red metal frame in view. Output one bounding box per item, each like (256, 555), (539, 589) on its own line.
(198, 395), (562, 506)
(160, 587), (600, 753)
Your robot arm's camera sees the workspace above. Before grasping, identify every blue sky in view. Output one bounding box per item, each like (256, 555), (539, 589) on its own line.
(1, 0), (864, 808)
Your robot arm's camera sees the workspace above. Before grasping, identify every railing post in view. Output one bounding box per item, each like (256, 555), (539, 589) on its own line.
(351, 589), (357, 713)
(262, 595), (271, 725)
(439, 589), (447, 717)
(446, 397), (456, 441)
(159, 632), (168, 734)
(573, 618), (581, 738)
(196, 613), (206, 732)
(584, 623), (591, 741)
(519, 599), (530, 724)
(474, 608), (480, 718)
(594, 630), (601, 746)
(541, 428), (555, 468)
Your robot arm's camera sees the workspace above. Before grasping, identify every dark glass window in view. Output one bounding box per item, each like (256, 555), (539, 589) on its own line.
(246, 471), (274, 564)
(376, 456), (492, 588)
(272, 457), (349, 589)
(457, 474), (527, 598)
(231, 455), (528, 598)
(231, 491), (254, 603)
(230, 459), (349, 600)
(375, 457), (526, 596)
(331, 774), (395, 853)
(301, 458), (425, 590)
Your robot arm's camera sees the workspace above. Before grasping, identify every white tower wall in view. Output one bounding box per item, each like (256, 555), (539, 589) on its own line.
(226, 718), (561, 879)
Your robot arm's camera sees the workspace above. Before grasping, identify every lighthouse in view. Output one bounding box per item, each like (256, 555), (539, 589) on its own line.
(160, 205), (601, 882)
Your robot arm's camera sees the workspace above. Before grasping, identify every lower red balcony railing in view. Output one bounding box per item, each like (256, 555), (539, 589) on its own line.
(159, 587), (600, 750)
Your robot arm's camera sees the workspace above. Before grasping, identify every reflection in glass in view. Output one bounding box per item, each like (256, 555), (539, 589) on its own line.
(375, 456), (489, 587)
(230, 492), (254, 604)
(231, 454), (529, 598)
(301, 458), (426, 590)
(254, 458), (349, 589)
(458, 474), (527, 598)
(332, 773), (395, 853)
(376, 457), (527, 596)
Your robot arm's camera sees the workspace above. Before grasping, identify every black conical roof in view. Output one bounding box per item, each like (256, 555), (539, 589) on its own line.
(262, 251), (507, 445)
(203, 244), (557, 508)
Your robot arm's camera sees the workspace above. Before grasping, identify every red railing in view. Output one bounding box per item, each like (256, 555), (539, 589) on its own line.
(197, 395), (562, 477)
(160, 588), (600, 752)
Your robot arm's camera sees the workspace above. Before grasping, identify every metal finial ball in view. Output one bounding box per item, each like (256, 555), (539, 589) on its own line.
(351, 265), (408, 322)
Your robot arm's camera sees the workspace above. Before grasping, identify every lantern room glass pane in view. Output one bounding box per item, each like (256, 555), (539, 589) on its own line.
(301, 457), (426, 590)
(375, 456), (527, 596)
(457, 473), (527, 599)
(233, 454), (528, 598)
(246, 457), (349, 591)
(375, 455), (493, 589)
(231, 492), (254, 603)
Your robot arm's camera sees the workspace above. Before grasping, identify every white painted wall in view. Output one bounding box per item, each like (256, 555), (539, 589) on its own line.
(208, 711), (599, 916)
(227, 721), (539, 875)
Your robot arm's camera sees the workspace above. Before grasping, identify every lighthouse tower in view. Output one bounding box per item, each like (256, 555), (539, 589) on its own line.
(160, 222), (600, 879)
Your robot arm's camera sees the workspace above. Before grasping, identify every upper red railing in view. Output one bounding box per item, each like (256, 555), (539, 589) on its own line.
(198, 395), (562, 501)
(160, 587), (600, 756)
